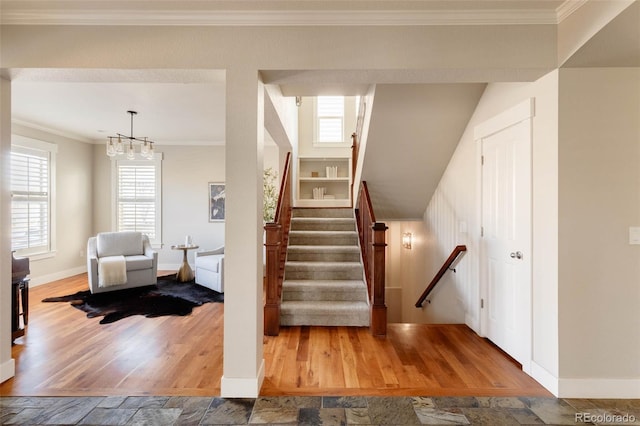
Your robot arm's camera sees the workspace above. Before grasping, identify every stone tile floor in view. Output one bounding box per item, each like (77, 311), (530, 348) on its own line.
(1, 395), (639, 425)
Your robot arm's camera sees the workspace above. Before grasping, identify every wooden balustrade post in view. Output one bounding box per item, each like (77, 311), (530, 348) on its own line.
(264, 222), (281, 336)
(370, 222), (388, 336)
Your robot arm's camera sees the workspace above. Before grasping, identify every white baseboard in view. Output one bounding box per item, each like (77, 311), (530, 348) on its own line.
(0, 358), (15, 383)
(531, 361), (559, 396)
(559, 378), (640, 398)
(29, 266), (87, 287)
(465, 313), (479, 334)
(220, 359), (265, 398)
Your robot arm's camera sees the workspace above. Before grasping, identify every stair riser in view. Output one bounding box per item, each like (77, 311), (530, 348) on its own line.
(289, 233), (358, 246)
(282, 289), (368, 302)
(292, 208), (354, 219)
(280, 311), (369, 327)
(286, 251), (361, 262)
(285, 270), (363, 280)
(291, 221), (356, 232)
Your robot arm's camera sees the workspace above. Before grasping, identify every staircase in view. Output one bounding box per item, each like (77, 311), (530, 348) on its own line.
(280, 208), (370, 327)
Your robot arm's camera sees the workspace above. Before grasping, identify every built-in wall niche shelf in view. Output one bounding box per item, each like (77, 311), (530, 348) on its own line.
(296, 156), (352, 207)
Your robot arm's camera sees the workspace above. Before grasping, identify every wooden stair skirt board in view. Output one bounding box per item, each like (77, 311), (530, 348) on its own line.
(280, 208), (370, 327)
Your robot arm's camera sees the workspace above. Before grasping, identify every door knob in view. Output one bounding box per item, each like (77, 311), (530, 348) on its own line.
(510, 251), (523, 259)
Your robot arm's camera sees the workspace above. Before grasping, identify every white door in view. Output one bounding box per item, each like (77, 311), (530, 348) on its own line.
(480, 118), (531, 369)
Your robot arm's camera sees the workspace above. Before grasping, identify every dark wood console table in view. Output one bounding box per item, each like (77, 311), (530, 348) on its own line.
(12, 278), (29, 343)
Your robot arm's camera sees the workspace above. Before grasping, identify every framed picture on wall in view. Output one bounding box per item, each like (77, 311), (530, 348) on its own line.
(209, 182), (225, 222)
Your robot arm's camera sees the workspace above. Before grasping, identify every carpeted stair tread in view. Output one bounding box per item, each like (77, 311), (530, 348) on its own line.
(282, 280), (367, 301)
(281, 300), (369, 311)
(287, 245), (360, 252)
(280, 300), (370, 326)
(291, 217), (355, 223)
(288, 230), (358, 246)
(289, 230), (358, 237)
(290, 217), (356, 231)
(283, 279), (366, 287)
(285, 261), (362, 270)
(292, 208), (354, 218)
(285, 261), (363, 279)
(286, 245), (361, 262)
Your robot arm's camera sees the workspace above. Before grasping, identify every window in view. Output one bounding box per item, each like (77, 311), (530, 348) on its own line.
(316, 96), (345, 143)
(112, 155), (162, 246)
(10, 137), (57, 257)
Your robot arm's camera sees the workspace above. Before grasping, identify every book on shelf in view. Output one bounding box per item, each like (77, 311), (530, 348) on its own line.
(325, 166), (338, 178)
(312, 187), (327, 199)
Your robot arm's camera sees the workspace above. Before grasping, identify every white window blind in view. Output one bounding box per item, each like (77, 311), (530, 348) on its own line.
(116, 163), (157, 239)
(10, 146), (51, 254)
(317, 96), (345, 143)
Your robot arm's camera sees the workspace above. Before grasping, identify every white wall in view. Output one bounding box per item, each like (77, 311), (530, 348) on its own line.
(92, 142), (278, 269)
(1, 77), (15, 383)
(263, 144), (279, 178)
(352, 86), (376, 202)
(557, 68), (640, 396)
(423, 70), (560, 387)
(156, 145), (226, 268)
(385, 220), (465, 324)
(12, 124), (94, 286)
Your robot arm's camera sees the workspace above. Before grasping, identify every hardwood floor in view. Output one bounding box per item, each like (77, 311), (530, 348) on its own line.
(1, 273), (550, 397)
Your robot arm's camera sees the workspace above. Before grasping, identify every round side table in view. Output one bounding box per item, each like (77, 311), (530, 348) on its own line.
(171, 245), (199, 282)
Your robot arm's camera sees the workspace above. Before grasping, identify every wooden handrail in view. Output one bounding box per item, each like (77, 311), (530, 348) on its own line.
(264, 152), (293, 336)
(355, 181), (387, 336)
(351, 132), (358, 202)
(272, 152), (291, 225)
(415, 245), (467, 308)
(361, 181), (376, 223)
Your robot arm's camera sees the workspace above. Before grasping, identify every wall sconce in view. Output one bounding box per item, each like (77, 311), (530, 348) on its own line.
(402, 232), (413, 249)
(295, 96), (302, 107)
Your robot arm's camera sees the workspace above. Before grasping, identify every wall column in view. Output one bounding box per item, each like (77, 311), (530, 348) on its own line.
(0, 77), (15, 383)
(221, 68), (265, 397)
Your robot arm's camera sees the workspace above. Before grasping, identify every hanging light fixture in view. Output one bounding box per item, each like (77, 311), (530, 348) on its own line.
(106, 110), (155, 160)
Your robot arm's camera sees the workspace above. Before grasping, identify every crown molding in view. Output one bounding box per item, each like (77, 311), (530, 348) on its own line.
(556, 0), (589, 23)
(12, 119), (93, 144)
(0, 8), (566, 26)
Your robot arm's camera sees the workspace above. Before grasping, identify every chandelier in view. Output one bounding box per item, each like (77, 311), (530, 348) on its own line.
(106, 110), (155, 160)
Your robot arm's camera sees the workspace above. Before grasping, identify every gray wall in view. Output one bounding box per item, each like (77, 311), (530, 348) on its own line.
(12, 124), (94, 285)
(558, 67), (640, 385)
(5, 132), (281, 281)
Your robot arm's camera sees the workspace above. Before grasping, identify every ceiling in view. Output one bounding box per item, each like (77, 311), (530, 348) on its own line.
(11, 70), (226, 145)
(7, 0), (637, 148)
(362, 84), (486, 219)
(562, 0), (640, 68)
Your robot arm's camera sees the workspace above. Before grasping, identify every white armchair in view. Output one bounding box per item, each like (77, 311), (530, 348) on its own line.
(87, 231), (158, 294)
(194, 246), (224, 293)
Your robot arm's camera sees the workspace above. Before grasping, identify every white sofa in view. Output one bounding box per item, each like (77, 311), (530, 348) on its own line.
(194, 246), (224, 293)
(87, 231), (158, 294)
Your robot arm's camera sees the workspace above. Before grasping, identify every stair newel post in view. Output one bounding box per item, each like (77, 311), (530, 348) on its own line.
(264, 222), (281, 336)
(370, 222), (388, 336)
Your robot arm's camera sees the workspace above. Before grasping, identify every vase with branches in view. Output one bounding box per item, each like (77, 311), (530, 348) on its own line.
(263, 167), (279, 223)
